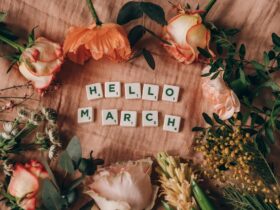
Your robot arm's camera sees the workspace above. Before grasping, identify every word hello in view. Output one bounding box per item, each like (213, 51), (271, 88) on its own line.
(85, 82), (180, 102)
(78, 82), (182, 133)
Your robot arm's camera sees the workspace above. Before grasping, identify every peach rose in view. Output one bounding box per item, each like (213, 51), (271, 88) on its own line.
(162, 12), (214, 64)
(63, 23), (132, 64)
(85, 158), (158, 210)
(201, 66), (240, 120)
(8, 160), (49, 210)
(19, 37), (64, 92)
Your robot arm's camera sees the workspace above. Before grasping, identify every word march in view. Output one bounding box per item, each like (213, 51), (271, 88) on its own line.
(77, 82), (182, 133)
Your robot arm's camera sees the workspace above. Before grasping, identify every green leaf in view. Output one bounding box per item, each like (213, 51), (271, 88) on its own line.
(162, 201), (175, 210)
(142, 48), (155, 70)
(272, 33), (280, 47)
(210, 71), (220, 80)
(6, 60), (17, 73)
(250, 113), (265, 125)
(202, 112), (214, 126)
(42, 180), (63, 210)
(265, 124), (275, 144)
(268, 50), (275, 60)
(197, 47), (211, 58)
(27, 26), (38, 45)
(192, 127), (204, 132)
(260, 81), (280, 92)
(263, 52), (269, 68)
(59, 151), (75, 174)
(251, 60), (265, 71)
(140, 2), (167, 25)
(256, 134), (270, 157)
(128, 25), (146, 47)
(213, 113), (224, 125)
(66, 136), (82, 166)
(239, 44), (246, 60)
(143, 27), (171, 45)
(117, 2), (143, 25)
(224, 28), (240, 36)
(0, 12), (7, 22)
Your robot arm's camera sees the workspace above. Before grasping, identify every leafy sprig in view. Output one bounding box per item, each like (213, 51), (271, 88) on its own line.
(41, 136), (103, 210)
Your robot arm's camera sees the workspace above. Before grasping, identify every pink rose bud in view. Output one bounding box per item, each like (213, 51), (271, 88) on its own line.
(19, 37), (64, 92)
(162, 12), (214, 64)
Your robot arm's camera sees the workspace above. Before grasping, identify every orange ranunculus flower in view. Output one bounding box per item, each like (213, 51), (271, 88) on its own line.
(8, 160), (49, 210)
(63, 23), (132, 65)
(162, 12), (214, 64)
(19, 37), (64, 92)
(201, 66), (240, 120)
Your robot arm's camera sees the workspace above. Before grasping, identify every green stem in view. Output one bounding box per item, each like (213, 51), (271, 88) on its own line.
(0, 34), (24, 52)
(86, 0), (102, 26)
(202, 0), (217, 19)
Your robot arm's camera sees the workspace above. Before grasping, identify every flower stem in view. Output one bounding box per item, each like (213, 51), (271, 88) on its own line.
(86, 0), (102, 26)
(202, 0), (217, 19)
(0, 34), (24, 52)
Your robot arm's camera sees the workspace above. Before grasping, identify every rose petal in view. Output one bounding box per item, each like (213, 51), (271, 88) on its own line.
(19, 62), (54, 89)
(166, 14), (201, 47)
(20, 197), (36, 210)
(86, 190), (131, 210)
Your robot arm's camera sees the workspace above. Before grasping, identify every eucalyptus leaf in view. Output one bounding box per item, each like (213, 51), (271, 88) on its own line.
(142, 48), (155, 70)
(42, 180), (63, 210)
(117, 1), (143, 25)
(59, 151), (75, 174)
(66, 136), (82, 166)
(139, 2), (167, 25)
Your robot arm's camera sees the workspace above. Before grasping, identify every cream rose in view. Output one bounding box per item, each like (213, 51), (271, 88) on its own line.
(19, 37), (64, 92)
(162, 12), (214, 64)
(8, 160), (49, 210)
(201, 66), (240, 120)
(85, 158), (158, 210)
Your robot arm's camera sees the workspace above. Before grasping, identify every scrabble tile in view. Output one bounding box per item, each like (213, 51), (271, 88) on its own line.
(105, 82), (121, 98)
(125, 83), (141, 99)
(77, 107), (93, 123)
(163, 114), (181, 132)
(120, 111), (137, 127)
(85, 83), (103, 100)
(162, 85), (180, 102)
(142, 111), (158, 127)
(101, 109), (118, 125)
(142, 84), (159, 101)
